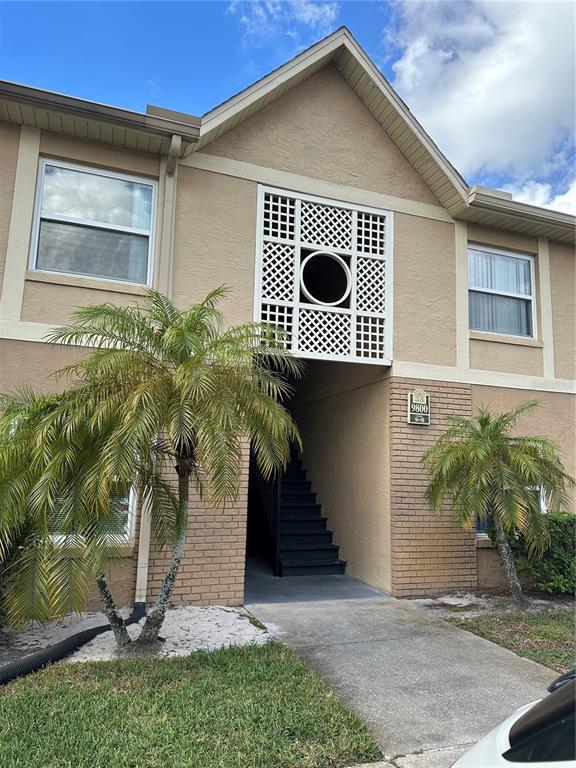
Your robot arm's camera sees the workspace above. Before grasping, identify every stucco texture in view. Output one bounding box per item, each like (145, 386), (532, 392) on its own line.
(172, 166), (257, 325)
(467, 224), (538, 255)
(393, 213), (457, 366)
(549, 241), (576, 381)
(471, 385), (576, 501)
(21, 279), (144, 325)
(0, 338), (85, 393)
(39, 131), (160, 178)
(470, 339), (544, 376)
(291, 361), (392, 591)
(203, 65), (438, 205)
(0, 339), (138, 609)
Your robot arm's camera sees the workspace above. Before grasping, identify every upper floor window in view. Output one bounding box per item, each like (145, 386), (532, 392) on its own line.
(468, 245), (535, 338)
(31, 159), (156, 285)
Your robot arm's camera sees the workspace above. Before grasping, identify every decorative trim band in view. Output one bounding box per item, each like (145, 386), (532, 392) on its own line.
(391, 360), (575, 394)
(180, 152), (454, 224)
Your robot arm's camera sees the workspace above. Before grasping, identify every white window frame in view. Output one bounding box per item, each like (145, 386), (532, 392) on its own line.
(51, 486), (137, 546)
(253, 184), (394, 366)
(29, 158), (157, 287)
(476, 486), (547, 539)
(468, 243), (537, 339)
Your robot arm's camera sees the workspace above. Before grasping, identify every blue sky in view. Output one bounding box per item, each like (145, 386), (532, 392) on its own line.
(1, 1), (574, 212)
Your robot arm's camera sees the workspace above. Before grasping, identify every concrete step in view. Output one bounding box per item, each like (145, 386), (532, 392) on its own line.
(280, 543), (341, 563)
(280, 516), (328, 532)
(280, 529), (333, 546)
(280, 559), (346, 576)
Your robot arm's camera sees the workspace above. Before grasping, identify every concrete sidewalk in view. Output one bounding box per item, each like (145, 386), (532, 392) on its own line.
(246, 596), (554, 766)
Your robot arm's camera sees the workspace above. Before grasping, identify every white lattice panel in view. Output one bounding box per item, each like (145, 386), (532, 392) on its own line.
(357, 211), (386, 256)
(261, 303), (293, 349)
(261, 242), (295, 301)
(263, 193), (296, 240)
(356, 257), (386, 313)
(301, 201), (352, 250)
(356, 315), (386, 359)
(299, 308), (351, 357)
(256, 187), (392, 364)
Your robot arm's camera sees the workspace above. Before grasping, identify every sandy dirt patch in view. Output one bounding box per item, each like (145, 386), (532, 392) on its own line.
(68, 605), (268, 662)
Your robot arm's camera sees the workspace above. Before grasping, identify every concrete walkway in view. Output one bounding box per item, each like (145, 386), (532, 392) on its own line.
(246, 590), (554, 766)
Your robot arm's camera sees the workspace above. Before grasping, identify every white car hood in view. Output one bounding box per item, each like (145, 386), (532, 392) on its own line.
(451, 700), (540, 767)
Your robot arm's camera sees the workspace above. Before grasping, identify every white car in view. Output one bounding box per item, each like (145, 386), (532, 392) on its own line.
(451, 670), (575, 767)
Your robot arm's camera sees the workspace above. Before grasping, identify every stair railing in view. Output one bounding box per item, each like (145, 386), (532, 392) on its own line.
(251, 458), (282, 576)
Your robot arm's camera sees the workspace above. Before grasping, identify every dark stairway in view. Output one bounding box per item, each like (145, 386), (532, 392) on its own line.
(278, 453), (346, 576)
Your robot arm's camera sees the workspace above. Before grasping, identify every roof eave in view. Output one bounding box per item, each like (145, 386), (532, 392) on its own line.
(0, 80), (200, 149)
(457, 191), (576, 245)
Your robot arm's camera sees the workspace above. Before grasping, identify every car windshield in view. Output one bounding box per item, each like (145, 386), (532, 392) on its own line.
(503, 681), (575, 763)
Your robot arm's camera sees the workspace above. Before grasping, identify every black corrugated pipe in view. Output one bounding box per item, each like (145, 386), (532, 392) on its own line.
(0, 602), (146, 685)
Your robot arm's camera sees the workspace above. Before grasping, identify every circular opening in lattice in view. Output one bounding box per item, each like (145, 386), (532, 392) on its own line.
(300, 251), (351, 307)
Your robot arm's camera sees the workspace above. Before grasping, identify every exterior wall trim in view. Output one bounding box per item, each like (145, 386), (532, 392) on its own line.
(0, 125), (40, 322)
(537, 237), (555, 379)
(455, 221), (469, 370)
(391, 361), (576, 394)
(180, 151), (454, 225)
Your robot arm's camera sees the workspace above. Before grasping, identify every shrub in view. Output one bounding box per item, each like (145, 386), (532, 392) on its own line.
(511, 514), (576, 595)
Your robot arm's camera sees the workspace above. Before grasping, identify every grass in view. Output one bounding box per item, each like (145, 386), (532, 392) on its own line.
(0, 641), (381, 768)
(453, 608), (575, 672)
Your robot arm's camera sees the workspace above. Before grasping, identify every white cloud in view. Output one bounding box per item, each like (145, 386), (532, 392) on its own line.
(146, 76), (160, 98)
(504, 179), (576, 214)
(228, 0), (339, 43)
(388, 0), (576, 189)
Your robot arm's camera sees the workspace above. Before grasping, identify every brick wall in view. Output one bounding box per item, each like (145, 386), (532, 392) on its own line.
(146, 450), (248, 606)
(389, 377), (477, 596)
(85, 498), (142, 611)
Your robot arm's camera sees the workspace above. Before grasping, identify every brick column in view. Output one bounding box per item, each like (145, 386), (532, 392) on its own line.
(389, 377), (477, 596)
(146, 449), (248, 606)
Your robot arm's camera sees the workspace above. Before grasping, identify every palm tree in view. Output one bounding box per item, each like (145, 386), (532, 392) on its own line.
(422, 401), (574, 606)
(0, 288), (301, 647)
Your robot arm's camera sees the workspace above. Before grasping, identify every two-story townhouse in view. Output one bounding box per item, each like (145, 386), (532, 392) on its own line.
(0, 28), (574, 609)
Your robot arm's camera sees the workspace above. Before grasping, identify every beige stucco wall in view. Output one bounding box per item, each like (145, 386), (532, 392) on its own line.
(40, 131), (160, 177)
(203, 65), (438, 206)
(291, 361), (392, 591)
(470, 339), (544, 376)
(0, 338), (85, 392)
(21, 279), (144, 325)
(394, 213), (457, 366)
(0, 338), (138, 609)
(467, 224), (538, 256)
(172, 166), (257, 324)
(549, 241), (576, 381)
(471, 385), (576, 504)
(0, 122), (20, 291)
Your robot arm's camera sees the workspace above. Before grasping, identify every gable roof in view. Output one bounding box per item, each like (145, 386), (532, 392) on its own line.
(0, 30), (573, 244)
(197, 28), (574, 244)
(198, 27), (470, 216)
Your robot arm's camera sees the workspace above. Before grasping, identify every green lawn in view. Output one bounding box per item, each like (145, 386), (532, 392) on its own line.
(0, 642), (381, 768)
(453, 609), (575, 672)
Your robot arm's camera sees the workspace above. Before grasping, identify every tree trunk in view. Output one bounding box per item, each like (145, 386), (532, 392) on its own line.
(133, 464), (189, 647)
(492, 516), (527, 607)
(96, 573), (132, 647)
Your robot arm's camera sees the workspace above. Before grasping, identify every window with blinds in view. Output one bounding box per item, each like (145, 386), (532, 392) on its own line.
(468, 245), (535, 338)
